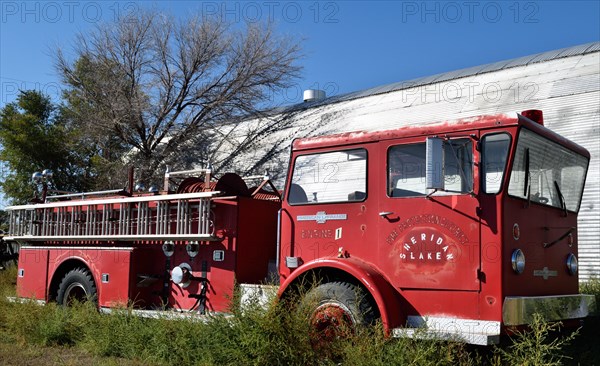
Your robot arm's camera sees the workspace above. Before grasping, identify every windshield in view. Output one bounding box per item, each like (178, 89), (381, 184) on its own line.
(508, 128), (588, 212)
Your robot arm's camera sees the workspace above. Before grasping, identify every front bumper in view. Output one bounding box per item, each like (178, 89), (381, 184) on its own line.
(503, 294), (596, 326)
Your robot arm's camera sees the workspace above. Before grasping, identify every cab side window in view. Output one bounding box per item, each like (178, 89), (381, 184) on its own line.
(388, 139), (473, 197)
(481, 133), (511, 194)
(388, 143), (427, 197)
(288, 149), (367, 205)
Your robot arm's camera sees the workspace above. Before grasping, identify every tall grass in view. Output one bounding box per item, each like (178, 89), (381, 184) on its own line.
(1, 268), (597, 366)
(580, 277), (600, 316)
(492, 313), (579, 366)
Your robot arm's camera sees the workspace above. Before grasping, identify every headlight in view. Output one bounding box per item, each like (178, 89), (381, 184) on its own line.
(566, 253), (578, 275)
(511, 249), (526, 274)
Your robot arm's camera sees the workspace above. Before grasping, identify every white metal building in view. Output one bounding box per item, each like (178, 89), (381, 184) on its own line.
(215, 42), (600, 281)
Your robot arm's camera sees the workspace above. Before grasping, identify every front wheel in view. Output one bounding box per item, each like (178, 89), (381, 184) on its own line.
(302, 281), (378, 345)
(56, 267), (97, 306)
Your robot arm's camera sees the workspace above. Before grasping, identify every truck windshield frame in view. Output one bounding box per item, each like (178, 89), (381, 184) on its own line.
(507, 128), (589, 212)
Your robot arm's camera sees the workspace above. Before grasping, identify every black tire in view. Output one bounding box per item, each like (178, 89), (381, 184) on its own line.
(56, 267), (97, 306)
(302, 281), (378, 344)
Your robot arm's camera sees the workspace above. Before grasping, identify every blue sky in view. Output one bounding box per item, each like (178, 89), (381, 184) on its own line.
(1, 1), (599, 108)
(0, 1), (599, 207)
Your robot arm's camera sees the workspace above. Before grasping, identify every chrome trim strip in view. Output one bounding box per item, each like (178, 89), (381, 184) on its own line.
(5, 191), (221, 210)
(297, 211), (347, 224)
(5, 234), (217, 242)
(276, 209), (282, 271)
(20, 246), (134, 251)
(532, 267), (558, 279)
(503, 294), (596, 326)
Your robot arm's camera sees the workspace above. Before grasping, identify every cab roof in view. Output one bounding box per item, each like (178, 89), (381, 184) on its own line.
(292, 112), (590, 159)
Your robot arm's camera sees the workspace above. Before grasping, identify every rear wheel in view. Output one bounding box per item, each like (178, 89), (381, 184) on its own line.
(302, 281), (377, 346)
(56, 267), (97, 306)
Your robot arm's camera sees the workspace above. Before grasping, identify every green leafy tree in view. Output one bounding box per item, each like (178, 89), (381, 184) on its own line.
(0, 210), (8, 232)
(0, 90), (95, 204)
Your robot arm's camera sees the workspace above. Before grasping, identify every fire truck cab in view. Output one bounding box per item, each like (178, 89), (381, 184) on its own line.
(277, 110), (595, 344)
(5, 110), (596, 345)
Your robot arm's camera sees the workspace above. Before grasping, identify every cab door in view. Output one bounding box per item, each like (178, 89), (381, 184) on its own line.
(279, 146), (375, 281)
(378, 132), (480, 291)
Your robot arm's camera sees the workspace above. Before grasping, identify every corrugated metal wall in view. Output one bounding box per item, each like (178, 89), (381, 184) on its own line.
(215, 44), (600, 281)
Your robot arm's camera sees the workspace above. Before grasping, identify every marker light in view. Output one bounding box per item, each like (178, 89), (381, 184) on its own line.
(522, 109), (544, 125)
(567, 233), (574, 247)
(513, 223), (520, 240)
(566, 254), (578, 275)
(31, 172), (43, 183)
(511, 249), (526, 274)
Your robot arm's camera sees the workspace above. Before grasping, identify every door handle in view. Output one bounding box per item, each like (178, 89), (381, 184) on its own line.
(379, 211), (394, 217)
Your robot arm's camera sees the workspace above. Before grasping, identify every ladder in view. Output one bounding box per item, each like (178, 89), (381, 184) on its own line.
(4, 191), (220, 242)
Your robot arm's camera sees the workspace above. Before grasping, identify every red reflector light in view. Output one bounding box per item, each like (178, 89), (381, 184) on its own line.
(522, 109), (544, 125)
(567, 233), (574, 247)
(513, 223), (520, 240)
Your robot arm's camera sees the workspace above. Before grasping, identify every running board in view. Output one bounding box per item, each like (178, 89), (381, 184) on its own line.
(392, 316), (501, 346)
(6, 296), (46, 306)
(392, 315), (501, 346)
(99, 307), (232, 321)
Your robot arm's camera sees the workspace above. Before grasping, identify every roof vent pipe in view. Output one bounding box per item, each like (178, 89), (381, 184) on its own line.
(303, 89), (326, 103)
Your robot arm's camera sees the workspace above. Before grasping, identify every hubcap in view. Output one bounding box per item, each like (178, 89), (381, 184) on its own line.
(64, 283), (87, 305)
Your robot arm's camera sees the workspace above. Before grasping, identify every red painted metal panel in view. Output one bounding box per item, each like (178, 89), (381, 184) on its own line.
(235, 197), (279, 284)
(166, 200), (238, 313)
(128, 245), (164, 308)
(46, 248), (132, 307)
(502, 197), (579, 296)
(16, 248), (49, 300)
(165, 196), (280, 313)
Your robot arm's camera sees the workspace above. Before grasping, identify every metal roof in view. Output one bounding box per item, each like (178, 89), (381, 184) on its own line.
(292, 41), (600, 111)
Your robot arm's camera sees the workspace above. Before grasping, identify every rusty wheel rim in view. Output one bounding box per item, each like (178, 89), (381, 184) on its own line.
(310, 302), (355, 346)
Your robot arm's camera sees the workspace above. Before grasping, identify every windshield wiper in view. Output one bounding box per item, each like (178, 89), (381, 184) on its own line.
(554, 180), (568, 217)
(524, 148), (531, 207)
(543, 227), (575, 248)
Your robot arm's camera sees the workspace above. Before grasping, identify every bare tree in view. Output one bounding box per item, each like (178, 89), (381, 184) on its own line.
(57, 11), (302, 186)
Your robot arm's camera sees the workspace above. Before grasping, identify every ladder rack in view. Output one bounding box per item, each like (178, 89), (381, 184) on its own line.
(4, 191), (220, 242)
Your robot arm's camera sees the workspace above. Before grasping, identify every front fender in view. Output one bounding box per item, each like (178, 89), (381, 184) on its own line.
(278, 257), (406, 330)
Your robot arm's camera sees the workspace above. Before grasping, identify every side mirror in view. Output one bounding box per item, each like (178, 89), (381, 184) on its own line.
(426, 137), (445, 190)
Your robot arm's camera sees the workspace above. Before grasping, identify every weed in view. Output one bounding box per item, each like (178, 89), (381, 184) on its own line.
(1, 269), (597, 366)
(0, 266), (16, 297)
(493, 314), (579, 366)
(580, 277), (600, 316)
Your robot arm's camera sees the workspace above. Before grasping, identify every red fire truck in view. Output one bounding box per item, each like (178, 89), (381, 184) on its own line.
(4, 110), (595, 345)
